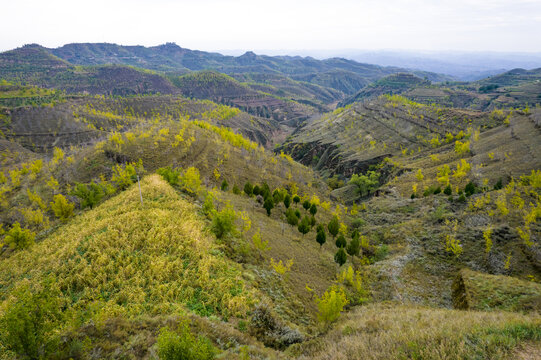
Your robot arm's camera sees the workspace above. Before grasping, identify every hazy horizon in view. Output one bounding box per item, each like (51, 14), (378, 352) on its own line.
(2, 0), (540, 53)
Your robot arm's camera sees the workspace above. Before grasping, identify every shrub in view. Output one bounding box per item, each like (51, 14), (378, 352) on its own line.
(346, 234), (360, 258)
(4, 222), (35, 250)
(285, 208), (299, 226)
(202, 192), (215, 216)
(349, 171), (379, 196)
(252, 230), (270, 252)
(244, 182), (253, 196)
(334, 247), (347, 266)
(431, 204), (449, 223)
(444, 184), (452, 195)
(372, 244), (389, 262)
(283, 194), (291, 209)
(484, 227), (493, 253)
(263, 198), (274, 216)
(294, 209), (301, 218)
(316, 287), (348, 326)
(157, 166), (180, 186)
(335, 234), (347, 248)
(180, 167), (201, 194)
(298, 216), (311, 236)
(112, 162), (138, 190)
(272, 189), (284, 204)
(465, 182), (476, 197)
(252, 185), (260, 196)
(316, 229), (326, 248)
(50, 194), (74, 221)
(494, 178), (503, 190)
(351, 218), (365, 229)
(210, 206), (237, 239)
(156, 323), (216, 360)
(445, 234), (463, 257)
(328, 216), (339, 239)
(232, 184), (241, 195)
(521, 170), (541, 188)
(220, 179), (229, 191)
(454, 140), (470, 155)
(327, 175), (344, 190)
(249, 303), (304, 349)
(423, 185), (440, 197)
(72, 182), (105, 209)
(270, 258), (294, 277)
(0, 279), (63, 359)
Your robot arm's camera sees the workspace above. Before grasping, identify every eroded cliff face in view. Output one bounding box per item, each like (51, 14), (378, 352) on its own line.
(282, 140), (390, 178)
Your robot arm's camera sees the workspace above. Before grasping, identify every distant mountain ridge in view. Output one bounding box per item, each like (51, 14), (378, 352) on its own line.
(44, 42), (453, 94)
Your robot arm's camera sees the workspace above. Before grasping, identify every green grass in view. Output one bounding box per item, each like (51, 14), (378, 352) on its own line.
(454, 269), (541, 313)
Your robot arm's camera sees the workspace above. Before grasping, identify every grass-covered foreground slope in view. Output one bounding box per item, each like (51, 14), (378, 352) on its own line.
(454, 269), (541, 312)
(291, 302), (541, 360)
(0, 175), (259, 357)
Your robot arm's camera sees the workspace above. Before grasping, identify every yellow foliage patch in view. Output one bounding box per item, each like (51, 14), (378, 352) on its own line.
(0, 175), (255, 320)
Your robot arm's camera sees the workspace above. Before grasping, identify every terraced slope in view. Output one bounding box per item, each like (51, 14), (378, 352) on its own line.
(282, 96), (500, 177)
(1, 93), (283, 151)
(339, 73), (431, 106)
(171, 71), (317, 126)
(0, 46), (180, 96)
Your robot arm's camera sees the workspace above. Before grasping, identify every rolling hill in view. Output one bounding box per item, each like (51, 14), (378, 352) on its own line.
(0, 43), (540, 359)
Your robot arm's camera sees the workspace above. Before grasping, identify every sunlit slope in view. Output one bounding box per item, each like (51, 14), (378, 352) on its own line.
(0, 175), (255, 319)
(282, 95), (501, 177)
(3, 94), (281, 151)
(391, 108), (541, 196)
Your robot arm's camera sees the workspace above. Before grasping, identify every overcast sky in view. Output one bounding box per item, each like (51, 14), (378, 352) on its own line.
(1, 0), (540, 53)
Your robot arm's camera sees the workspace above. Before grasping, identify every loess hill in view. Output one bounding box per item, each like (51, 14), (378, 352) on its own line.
(0, 43), (540, 359)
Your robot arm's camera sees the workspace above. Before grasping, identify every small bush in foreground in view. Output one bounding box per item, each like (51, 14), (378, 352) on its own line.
(157, 322), (216, 360)
(0, 278), (64, 359)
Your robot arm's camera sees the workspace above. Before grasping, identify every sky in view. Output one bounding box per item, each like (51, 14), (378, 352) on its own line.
(1, 0), (541, 53)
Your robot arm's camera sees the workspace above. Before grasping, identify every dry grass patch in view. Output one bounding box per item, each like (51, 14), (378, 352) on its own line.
(291, 302), (541, 360)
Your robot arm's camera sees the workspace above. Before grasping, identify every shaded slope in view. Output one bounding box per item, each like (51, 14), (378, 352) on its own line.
(338, 73), (431, 107)
(232, 72), (344, 107)
(171, 70), (317, 126)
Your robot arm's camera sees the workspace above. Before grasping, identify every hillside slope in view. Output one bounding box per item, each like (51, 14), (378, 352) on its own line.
(0, 46), (180, 96)
(171, 71), (317, 126)
(0, 175), (261, 357)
